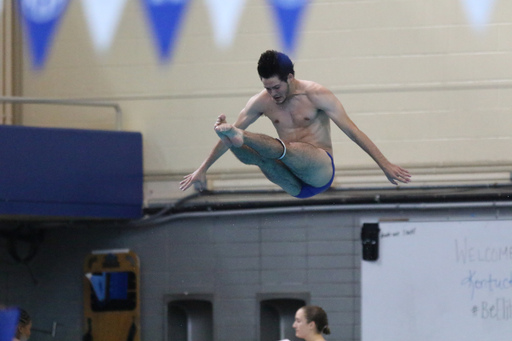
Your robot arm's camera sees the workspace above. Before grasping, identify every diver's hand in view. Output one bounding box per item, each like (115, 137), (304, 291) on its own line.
(382, 163), (411, 185)
(180, 168), (207, 191)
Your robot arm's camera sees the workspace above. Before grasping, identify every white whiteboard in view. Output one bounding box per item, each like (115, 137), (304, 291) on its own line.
(362, 220), (512, 341)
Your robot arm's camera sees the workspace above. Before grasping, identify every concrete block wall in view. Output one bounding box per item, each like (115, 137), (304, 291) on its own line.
(0, 211), (358, 341)
(2, 206), (511, 341)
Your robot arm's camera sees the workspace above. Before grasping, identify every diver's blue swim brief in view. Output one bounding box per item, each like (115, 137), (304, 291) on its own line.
(294, 151), (334, 199)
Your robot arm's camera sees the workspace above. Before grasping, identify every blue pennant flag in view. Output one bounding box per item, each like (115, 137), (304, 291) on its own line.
(141, 0), (190, 62)
(268, 0), (309, 54)
(18, 0), (70, 69)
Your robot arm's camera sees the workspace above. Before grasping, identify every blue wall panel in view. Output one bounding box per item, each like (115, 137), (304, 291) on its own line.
(0, 125), (143, 219)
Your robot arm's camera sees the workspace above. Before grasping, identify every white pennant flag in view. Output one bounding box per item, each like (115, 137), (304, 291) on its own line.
(460, 0), (496, 31)
(80, 0), (128, 53)
(204, 0), (246, 49)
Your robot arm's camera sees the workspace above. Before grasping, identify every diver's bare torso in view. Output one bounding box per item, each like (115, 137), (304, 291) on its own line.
(254, 80), (334, 155)
(180, 75), (411, 193)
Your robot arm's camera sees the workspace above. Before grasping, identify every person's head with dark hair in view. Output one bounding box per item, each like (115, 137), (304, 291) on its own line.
(293, 305), (330, 341)
(257, 50), (297, 105)
(257, 50), (294, 82)
(14, 309), (32, 341)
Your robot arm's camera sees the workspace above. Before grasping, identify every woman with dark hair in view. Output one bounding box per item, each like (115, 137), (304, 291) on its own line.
(292, 305), (330, 341)
(13, 309), (31, 341)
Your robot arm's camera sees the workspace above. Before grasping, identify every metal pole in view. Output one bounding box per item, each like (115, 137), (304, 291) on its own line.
(0, 96), (123, 131)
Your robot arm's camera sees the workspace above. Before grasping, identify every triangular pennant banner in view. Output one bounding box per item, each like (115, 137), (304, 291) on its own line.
(268, 0), (309, 54)
(81, 0), (128, 53)
(204, 0), (246, 49)
(18, 0), (70, 69)
(141, 0), (190, 62)
(460, 0), (496, 30)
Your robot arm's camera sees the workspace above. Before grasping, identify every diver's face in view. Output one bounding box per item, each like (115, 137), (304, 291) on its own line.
(262, 76), (290, 104)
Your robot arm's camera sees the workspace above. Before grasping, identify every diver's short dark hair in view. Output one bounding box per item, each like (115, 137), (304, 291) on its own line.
(257, 50), (294, 81)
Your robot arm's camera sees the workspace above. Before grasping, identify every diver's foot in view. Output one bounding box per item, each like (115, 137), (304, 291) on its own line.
(214, 115), (243, 147)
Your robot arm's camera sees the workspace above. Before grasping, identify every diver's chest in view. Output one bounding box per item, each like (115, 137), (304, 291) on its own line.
(267, 104), (318, 127)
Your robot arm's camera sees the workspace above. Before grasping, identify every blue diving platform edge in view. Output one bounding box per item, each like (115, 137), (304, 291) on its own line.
(0, 125), (143, 220)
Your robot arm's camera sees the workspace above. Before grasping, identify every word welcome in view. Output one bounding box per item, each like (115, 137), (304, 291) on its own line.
(455, 238), (512, 264)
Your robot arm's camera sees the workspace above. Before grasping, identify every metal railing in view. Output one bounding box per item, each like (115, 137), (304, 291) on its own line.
(0, 96), (123, 130)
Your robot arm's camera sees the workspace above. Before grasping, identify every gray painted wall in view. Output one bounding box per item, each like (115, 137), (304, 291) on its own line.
(1, 206), (511, 341)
